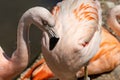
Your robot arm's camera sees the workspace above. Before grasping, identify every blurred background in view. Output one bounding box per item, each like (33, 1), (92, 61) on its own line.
(0, 0), (61, 66)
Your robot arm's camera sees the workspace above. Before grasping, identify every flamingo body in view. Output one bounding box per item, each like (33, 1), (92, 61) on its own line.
(41, 0), (101, 80)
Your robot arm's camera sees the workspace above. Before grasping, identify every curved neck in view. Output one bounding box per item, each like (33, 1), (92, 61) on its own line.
(17, 18), (30, 54)
(11, 15), (31, 66)
(107, 5), (120, 36)
(0, 7), (57, 80)
(11, 7), (57, 63)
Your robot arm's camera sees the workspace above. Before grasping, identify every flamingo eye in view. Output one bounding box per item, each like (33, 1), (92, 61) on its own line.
(42, 20), (48, 25)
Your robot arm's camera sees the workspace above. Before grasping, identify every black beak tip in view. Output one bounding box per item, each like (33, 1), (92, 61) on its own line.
(49, 37), (59, 50)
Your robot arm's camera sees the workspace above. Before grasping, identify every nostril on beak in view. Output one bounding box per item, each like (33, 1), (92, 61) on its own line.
(49, 37), (59, 50)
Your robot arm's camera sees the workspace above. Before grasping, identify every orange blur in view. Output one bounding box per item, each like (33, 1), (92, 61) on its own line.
(73, 3), (98, 21)
(21, 58), (54, 80)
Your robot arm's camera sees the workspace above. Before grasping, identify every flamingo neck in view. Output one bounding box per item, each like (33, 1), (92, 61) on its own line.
(11, 16), (31, 67)
(0, 12), (32, 80)
(108, 5), (120, 36)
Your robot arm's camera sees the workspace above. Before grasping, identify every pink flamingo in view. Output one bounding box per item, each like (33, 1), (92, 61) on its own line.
(20, 4), (120, 80)
(41, 0), (101, 80)
(0, 7), (57, 80)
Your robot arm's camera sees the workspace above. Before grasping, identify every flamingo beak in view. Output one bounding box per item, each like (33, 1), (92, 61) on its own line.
(43, 24), (59, 50)
(49, 28), (59, 50)
(49, 37), (59, 50)
(44, 25), (59, 50)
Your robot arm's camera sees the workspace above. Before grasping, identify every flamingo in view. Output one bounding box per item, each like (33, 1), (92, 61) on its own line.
(20, 4), (120, 80)
(21, 0), (102, 80)
(41, 0), (102, 80)
(0, 7), (57, 80)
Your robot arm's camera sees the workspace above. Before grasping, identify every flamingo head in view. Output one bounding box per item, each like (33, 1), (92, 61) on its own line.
(22, 7), (59, 39)
(22, 7), (60, 50)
